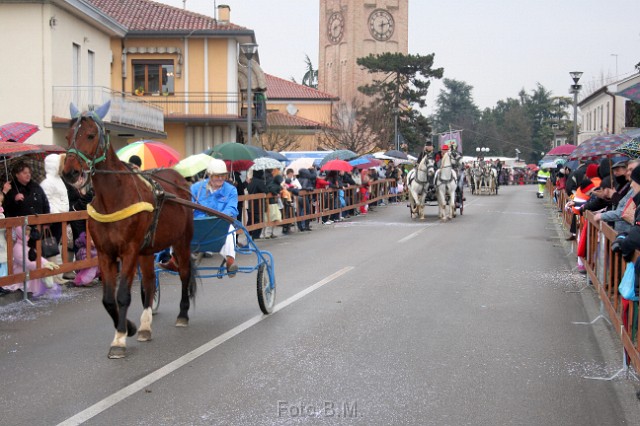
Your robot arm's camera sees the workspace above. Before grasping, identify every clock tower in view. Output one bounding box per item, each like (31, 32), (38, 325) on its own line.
(318, 0), (408, 105)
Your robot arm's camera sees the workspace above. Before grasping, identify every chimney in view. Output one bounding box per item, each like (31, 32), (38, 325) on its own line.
(217, 5), (230, 24)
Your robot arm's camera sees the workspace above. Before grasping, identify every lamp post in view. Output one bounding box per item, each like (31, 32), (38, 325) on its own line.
(393, 107), (400, 151)
(569, 71), (583, 145)
(476, 146), (489, 159)
(241, 43), (258, 146)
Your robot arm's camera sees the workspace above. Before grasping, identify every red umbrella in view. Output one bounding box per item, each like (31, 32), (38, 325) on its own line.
(320, 159), (353, 172)
(0, 122), (39, 143)
(224, 159), (254, 172)
(546, 144), (576, 156)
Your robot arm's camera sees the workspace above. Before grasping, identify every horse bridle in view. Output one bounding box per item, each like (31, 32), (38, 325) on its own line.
(67, 111), (110, 176)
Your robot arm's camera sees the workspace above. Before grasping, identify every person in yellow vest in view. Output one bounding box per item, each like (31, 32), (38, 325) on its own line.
(536, 167), (551, 198)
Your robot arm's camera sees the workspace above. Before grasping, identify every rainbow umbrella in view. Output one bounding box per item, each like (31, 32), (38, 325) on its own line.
(116, 140), (181, 170)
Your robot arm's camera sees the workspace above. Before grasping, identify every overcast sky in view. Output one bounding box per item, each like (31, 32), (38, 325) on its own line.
(159, 0), (640, 114)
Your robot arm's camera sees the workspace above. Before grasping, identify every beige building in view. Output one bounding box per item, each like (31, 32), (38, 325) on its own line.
(262, 74), (338, 151)
(0, 0), (271, 158)
(577, 73), (640, 143)
(0, 0), (343, 158)
(318, 0), (408, 104)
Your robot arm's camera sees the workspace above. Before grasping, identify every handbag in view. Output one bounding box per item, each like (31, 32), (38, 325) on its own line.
(42, 228), (60, 258)
(619, 262), (638, 301)
(621, 198), (636, 224)
(267, 203), (282, 222)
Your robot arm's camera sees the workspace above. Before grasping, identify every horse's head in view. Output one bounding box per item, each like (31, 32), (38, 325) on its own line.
(62, 101), (111, 187)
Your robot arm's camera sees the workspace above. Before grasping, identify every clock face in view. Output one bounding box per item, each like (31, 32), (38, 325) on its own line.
(368, 9), (394, 41)
(327, 12), (345, 44)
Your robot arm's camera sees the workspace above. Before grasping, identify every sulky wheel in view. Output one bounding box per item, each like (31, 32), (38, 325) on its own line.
(140, 281), (161, 315)
(257, 263), (276, 314)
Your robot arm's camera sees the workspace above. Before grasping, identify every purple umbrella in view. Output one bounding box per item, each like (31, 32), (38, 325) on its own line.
(568, 134), (632, 161)
(616, 82), (640, 104)
(0, 122), (39, 143)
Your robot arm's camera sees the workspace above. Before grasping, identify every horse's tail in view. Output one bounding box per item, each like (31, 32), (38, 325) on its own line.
(188, 257), (197, 302)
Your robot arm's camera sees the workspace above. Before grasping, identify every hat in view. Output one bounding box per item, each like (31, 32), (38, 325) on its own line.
(128, 155), (142, 168)
(425, 141), (433, 147)
(585, 163), (599, 178)
(442, 145), (449, 151)
(631, 165), (640, 185)
(580, 178), (595, 193)
(206, 158), (228, 175)
(612, 159), (628, 169)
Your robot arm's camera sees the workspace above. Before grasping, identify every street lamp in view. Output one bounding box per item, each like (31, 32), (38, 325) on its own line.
(569, 71), (583, 145)
(476, 147), (489, 157)
(240, 43), (258, 146)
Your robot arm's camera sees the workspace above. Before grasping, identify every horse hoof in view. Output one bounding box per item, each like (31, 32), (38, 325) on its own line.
(137, 330), (152, 342)
(108, 346), (126, 359)
(175, 317), (189, 327)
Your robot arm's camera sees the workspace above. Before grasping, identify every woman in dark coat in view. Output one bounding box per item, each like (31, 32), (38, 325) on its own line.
(247, 170), (268, 240)
(4, 161), (50, 219)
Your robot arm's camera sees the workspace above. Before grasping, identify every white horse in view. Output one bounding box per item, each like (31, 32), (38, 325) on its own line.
(407, 156), (436, 219)
(434, 152), (458, 221)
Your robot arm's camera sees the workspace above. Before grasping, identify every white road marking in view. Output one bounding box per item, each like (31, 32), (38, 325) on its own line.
(57, 266), (354, 426)
(398, 225), (433, 243)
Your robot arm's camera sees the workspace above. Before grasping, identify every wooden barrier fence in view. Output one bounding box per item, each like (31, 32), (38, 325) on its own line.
(549, 181), (640, 373)
(0, 179), (398, 299)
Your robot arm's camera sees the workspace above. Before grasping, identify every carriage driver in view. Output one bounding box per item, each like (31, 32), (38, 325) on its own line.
(191, 158), (239, 276)
(448, 140), (466, 204)
(416, 141), (435, 165)
(159, 159), (239, 275)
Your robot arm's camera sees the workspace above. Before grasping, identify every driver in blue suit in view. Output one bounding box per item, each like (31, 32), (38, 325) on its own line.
(191, 159), (238, 276)
(160, 159), (239, 276)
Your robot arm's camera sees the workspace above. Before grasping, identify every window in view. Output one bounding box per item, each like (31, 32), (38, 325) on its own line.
(132, 60), (174, 95)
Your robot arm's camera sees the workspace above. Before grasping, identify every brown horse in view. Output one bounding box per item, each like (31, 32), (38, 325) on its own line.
(62, 101), (196, 359)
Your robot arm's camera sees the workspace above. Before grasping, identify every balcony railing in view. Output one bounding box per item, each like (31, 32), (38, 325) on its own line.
(52, 87), (267, 131)
(52, 86), (164, 133)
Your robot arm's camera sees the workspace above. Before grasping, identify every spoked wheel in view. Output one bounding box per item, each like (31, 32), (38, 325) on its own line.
(140, 281), (161, 315)
(257, 263), (276, 314)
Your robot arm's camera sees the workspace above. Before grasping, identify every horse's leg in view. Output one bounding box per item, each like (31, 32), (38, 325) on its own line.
(173, 241), (195, 327)
(137, 255), (155, 342)
(108, 254), (139, 359)
(100, 257), (120, 332)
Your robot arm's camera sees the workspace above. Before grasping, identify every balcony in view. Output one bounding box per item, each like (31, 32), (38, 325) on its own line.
(52, 86), (164, 134)
(52, 87), (268, 133)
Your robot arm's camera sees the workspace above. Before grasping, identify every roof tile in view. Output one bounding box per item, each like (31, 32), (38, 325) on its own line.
(267, 112), (322, 128)
(265, 74), (337, 101)
(88, 0), (248, 32)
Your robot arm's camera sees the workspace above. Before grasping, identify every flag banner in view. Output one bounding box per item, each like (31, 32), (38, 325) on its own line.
(439, 131), (462, 152)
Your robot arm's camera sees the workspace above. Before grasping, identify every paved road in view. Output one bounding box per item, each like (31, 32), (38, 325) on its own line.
(1, 185), (639, 425)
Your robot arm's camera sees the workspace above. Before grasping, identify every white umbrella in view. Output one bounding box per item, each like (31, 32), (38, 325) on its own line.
(287, 157), (316, 174)
(249, 157), (283, 171)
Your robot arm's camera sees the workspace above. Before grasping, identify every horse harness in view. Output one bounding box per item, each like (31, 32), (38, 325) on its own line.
(67, 111), (174, 251)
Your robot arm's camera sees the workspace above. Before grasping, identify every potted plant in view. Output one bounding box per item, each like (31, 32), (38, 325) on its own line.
(134, 86), (144, 96)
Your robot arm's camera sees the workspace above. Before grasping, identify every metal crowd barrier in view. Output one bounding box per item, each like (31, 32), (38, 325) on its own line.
(0, 179), (397, 300)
